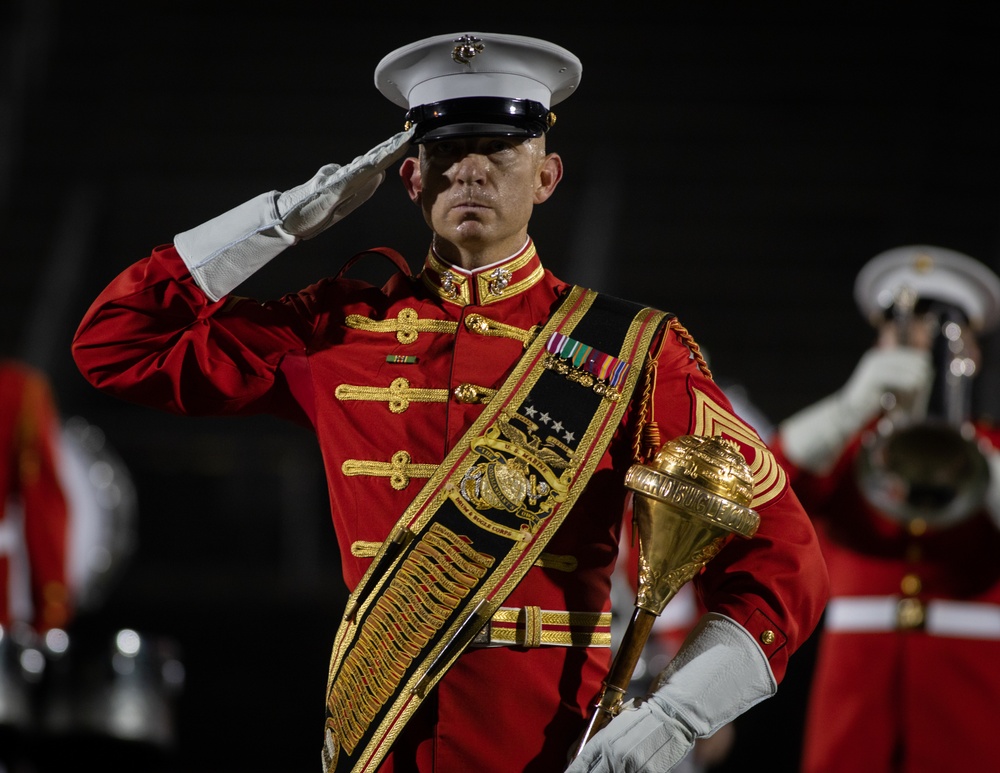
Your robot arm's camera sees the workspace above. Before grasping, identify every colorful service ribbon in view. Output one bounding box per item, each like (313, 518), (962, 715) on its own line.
(545, 332), (630, 388)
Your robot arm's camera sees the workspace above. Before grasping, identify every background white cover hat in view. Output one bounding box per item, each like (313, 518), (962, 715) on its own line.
(854, 245), (1000, 333)
(374, 32), (582, 142)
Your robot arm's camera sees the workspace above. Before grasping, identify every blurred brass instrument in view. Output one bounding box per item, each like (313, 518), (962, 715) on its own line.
(571, 434), (759, 760)
(856, 286), (990, 529)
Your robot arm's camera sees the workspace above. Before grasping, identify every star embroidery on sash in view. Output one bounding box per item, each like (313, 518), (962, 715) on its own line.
(520, 404), (576, 446)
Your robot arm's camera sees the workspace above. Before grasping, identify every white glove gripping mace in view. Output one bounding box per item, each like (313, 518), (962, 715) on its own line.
(571, 434), (760, 760)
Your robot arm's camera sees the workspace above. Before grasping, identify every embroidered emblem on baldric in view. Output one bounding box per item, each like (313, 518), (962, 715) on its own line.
(335, 378), (450, 413)
(454, 410), (575, 538)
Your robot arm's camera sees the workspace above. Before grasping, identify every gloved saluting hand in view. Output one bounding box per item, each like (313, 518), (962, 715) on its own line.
(777, 346), (933, 474)
(565, 613), (775, 773)
(174, 128), (415, 301)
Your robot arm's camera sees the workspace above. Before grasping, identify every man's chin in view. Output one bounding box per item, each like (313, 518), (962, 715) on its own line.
(449, 221), (491, 243)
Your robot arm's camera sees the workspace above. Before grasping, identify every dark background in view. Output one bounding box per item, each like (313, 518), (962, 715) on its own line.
(2, 2), (998, 771)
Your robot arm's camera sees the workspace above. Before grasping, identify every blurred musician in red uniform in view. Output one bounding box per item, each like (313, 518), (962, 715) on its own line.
(0, 360), (71, 636)
(771, 245), (1000, 773)
(1, 359), (71, 766)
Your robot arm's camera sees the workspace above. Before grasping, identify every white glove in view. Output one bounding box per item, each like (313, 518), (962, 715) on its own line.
(778, 347), (933, 474)
(839, 347), (933, 421)
(174, 128), (414, 301)
(565, 613), (775, 773)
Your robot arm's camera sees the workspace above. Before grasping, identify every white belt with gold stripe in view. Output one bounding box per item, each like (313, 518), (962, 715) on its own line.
(470, 606), (613, 648)
(826, 596), (1000, 638)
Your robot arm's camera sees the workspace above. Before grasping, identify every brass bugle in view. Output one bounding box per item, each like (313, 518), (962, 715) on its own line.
(856, 288), (989, 529)
(571, 434), (759, 760)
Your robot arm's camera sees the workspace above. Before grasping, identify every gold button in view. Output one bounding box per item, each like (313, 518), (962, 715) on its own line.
(900, 573), (922, 596)
(760, 630), (776, 645)
(897, 597), (925, 630)
(453, 383), (480, 404)
(464, 314), (490, 334)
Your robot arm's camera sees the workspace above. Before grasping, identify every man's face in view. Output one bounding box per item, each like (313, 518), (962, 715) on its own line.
(406, 135), (556, 260)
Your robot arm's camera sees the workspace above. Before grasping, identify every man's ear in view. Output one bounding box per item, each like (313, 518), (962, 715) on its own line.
(400, 157), (421, 203)
(534, 152), (563, 204)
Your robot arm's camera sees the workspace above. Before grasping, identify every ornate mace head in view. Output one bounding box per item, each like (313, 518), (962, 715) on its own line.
(624, 434), (760, 614)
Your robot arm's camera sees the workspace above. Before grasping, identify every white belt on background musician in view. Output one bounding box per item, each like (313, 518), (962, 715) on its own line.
(825, 596), (1000, 638)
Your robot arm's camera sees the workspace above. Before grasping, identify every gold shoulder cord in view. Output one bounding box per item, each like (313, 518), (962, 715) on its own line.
(670, 317), (713, 378)
(632, 316), (714, 465)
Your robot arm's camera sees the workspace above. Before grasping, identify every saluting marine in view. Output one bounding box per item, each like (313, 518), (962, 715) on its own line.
(72, 32), (829, 773)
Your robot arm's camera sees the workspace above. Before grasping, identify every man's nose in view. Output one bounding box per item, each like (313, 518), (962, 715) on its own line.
(452, 153), (487, 184)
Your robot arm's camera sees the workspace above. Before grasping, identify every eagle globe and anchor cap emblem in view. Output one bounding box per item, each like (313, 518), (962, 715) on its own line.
(451, 34), (485, 64)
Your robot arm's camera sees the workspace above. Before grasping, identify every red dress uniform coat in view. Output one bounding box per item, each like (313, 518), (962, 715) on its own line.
(0, 361), (71, 631)
(772, 424), (1000, 773)
(72, 240), (829, 772)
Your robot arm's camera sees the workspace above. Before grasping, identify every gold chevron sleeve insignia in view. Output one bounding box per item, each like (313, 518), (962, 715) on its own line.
(690, 387), (786, 509)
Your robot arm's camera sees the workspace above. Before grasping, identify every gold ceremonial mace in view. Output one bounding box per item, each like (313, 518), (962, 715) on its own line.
(571, 434), (760, 759)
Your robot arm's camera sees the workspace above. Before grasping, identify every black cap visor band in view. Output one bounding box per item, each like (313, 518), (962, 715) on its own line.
(406, 97), (551, 143)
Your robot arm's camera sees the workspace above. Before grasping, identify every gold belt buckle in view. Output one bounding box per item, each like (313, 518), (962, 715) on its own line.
(470, 606), (542, 646)
(897, 597), (926, 631)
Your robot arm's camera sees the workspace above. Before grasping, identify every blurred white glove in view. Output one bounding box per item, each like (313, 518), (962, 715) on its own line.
(839, 347), (933, 421)
(778, 347), (933, 474)
(174, 128), (414, 301)
(565, 613), (775, 773)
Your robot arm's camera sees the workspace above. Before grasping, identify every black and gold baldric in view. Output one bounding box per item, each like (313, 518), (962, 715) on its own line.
(322, 286), (670, 773)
